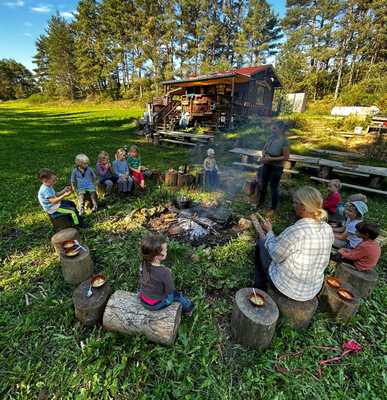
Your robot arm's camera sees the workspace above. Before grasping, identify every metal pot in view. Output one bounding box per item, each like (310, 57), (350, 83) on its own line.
(174, 196), (192, 209)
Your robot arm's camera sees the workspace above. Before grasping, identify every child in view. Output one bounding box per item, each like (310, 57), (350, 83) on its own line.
(323, 179), (341, 220)
(96, 151), (118, 196)
(37, 169), (81, 226)
(203, 148), (219, 190)
(333, 201), (368, 249)
(139, 234), (194, 315)
(336, 193), (368, 218)
(338, 222), (381, 271)
(71, 154), (98, 215)
(112, 148), (133, 194)
(127, 145), (145, 189)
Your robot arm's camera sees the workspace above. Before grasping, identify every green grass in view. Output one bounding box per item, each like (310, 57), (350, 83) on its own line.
(0, 101), (386, 399)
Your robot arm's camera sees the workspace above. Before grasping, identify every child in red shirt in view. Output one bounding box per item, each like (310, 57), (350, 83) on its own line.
(338, 222), (381, 270)
(323, 179), (342, 216)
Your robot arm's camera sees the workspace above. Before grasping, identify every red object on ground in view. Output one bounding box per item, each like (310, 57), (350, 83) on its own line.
(319, 340), (362, 366)
(132, 170), (145, 186)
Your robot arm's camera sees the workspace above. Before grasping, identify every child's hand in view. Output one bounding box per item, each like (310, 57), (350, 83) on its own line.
(261, 219), (272, 232)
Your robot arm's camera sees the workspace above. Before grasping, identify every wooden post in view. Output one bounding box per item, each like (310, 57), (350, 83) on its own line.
(51, 228), (80, 254)
(73, 280), (112, 326)
(268, 288), (318, 330)
(318, 280), (360, 322)
(229, 77), (235, 129)
(59, 245), (94, 285)
(335, 262), (378, 298)
(231, 288), (279, 349)
(102, 290), (182, 345)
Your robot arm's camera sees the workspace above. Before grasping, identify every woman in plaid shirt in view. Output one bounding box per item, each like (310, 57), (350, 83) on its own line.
(254, 186), (334, 301)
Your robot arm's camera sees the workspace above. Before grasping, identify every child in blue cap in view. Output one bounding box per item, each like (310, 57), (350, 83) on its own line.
(333, 201), (368, 249)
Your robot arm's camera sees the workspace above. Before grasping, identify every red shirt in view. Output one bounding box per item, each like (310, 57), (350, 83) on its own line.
(323, 192), (341, 213)
(340, 240), (381, 270)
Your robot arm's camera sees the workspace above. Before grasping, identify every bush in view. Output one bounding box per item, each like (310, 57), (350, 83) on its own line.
(338, 78), (386, 108)
(27, 93), (52, 104)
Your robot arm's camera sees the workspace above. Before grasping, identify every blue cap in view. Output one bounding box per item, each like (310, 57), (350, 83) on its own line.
(351, 201), (368, 216)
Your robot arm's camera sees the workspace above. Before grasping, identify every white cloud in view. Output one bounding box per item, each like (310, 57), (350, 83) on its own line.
(59, 11), (75, 19)
(4, 0), (25, 7)
(31, 5), (51, 13)
(24, 32), (32, 37)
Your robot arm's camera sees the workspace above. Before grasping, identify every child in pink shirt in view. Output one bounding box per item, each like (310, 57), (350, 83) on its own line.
(323, 179), (342, 217)
(338, 222), (381, 270)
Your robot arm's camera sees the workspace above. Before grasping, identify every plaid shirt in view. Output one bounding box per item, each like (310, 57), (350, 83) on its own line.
(265, 218), (334, 301)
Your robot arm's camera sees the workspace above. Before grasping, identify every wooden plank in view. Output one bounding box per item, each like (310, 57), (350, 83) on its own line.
(158, 130), (213, 140)
(232, 162), (299, 175)
(300, 163), (320, 170)
(318, 159), (387, 177)
(159, 138), (196, 147)
(332, 168), (370, 178)
(311, 149), (362, 159)
(310, 176), (387, 196)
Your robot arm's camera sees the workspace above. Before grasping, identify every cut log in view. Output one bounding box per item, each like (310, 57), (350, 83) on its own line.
(59, 245), (94, 285)
(268, 288), (318, 330)
(51, 228), (80, 254)
(318, 279), (360, 322)
(73, 280), (112, 326)
(102, 290), (182, 345)
(177, 173), (193, 187)
(334, 262), (378, 298)
(165, 170), (178, 186)
(231, 288), (279, 349)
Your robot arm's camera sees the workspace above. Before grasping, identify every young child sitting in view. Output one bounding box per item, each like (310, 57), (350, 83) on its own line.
(139, 234), (194, 315)
(112, 148), (134, 195)
(323, 179), (341, 220)
(337, 222), (381, 271)
(333, 201), (368, 249)
(336, 193), (368, 218)
(96, 151), (118, 196)
(127, 145), (145, 190)
(203, 148), (219, 190)
(37, 169), (81, 226)
(71, 154), (98, 215)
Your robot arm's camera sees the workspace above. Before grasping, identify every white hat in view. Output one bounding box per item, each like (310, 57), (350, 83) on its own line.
(207, 148), (215, 156)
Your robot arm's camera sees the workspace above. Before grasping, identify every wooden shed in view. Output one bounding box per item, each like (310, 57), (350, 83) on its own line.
(150, 65), (282, 131)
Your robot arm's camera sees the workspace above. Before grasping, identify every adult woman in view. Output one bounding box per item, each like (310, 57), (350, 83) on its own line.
(254, 186), (334, 301)
(258, 121), (290, 214)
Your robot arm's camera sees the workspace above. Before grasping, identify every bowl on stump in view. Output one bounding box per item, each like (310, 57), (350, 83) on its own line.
(73, 279), (112, 326)
(231, 288), (279, 350)
(334, 262), (378, 298)
(267, 287), (318, 331)
(51, 228), (80, 254)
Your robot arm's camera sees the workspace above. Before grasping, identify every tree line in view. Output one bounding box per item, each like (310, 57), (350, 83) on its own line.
(1, 0), (385, 105)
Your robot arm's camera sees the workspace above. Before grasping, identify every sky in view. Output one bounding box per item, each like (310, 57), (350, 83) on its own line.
(0, 0), (286, 72)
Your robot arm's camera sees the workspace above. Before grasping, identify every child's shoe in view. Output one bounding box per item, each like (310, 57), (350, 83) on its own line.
(91, 205), (98, 213)
(79, 206), (84, 216)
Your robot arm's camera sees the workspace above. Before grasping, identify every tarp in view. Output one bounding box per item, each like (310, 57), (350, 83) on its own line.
(331, 106), (380, 117)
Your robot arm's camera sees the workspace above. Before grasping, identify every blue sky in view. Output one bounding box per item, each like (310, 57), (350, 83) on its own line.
(0, 0), (286, 72)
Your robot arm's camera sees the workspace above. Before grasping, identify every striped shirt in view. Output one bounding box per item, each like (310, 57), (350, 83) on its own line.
(265, 218), (334, 301)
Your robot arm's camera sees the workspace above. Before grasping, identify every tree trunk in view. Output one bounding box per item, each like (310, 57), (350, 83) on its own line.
(102, 290), (182, 345)
(73, 280), (112, 326)
(59, 245), (94, 285)
(335, 262), (378, 298)
(334, 56), (345, 100)
(231, 288), (279, 349)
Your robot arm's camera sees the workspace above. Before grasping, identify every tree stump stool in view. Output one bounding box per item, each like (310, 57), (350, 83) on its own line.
(59, 245), (93, 285)
(49, 214), (74, 232)
(73, 280), (112, 326)
(165, 170), (178, 186)
(335, 262), (378, 298)
(318, 280), (360, 322)
(51, 228), (80, 254)
(267, 288), (318, 330)
(231, 288), (279, 350)
(103, 290), (182, 345)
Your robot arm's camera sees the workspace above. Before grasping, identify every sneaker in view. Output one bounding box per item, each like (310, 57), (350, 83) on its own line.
(91, 205), (98, 213)
(79, 207), (84, 216)
(183, 304), (195, 317)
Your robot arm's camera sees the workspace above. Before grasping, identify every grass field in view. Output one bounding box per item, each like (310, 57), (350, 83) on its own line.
(0, 100), (386, 399)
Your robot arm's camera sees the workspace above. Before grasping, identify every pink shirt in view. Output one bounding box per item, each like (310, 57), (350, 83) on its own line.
(340, 240), (381, 270)
(323, 192), (341, 213)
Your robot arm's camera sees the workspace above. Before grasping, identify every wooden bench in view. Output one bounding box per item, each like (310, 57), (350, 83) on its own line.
(310, 176), (387, 196)
(158, 130), (213, 143)
(332, 168), (370, 178)
(159, 138), (197, 147)
(232, 162), (299, 175)
(312, 149), (363, 159)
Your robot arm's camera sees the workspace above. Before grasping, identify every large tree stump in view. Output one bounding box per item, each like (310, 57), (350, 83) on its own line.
(73, 280), (112, 326)
(318, 280), (360, 322)
(59, 245), (93, 285)
(51, 228), (80, 254)
(268, 288), (318, 330)
(335, 262), (378, 298)
(102, 290), (182, 345)
(165, 170), (178, 186)
(231, 288), (279, 349)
